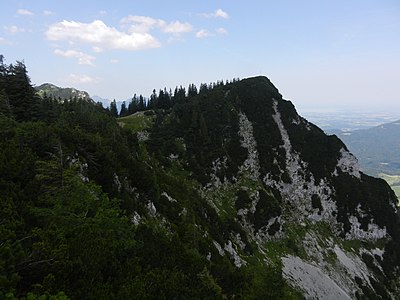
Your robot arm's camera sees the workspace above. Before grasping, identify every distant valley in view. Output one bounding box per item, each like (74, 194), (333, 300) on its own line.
(303, 110), (400, 200)
(300, 108), (400, 132)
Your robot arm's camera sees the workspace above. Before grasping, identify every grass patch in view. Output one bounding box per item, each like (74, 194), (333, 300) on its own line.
(118, 111), (155, 133)
(379, 173), (400, 186)
(379, 173), (400, 203)
(391, 186), (400, 201)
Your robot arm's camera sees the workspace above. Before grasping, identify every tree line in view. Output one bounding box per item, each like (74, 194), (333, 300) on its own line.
(107, 79), (241, 118)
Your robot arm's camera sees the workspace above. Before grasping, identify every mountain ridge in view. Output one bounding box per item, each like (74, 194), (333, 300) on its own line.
(1, 60), (399, 299)
(127, 75), (400, 298)
(35, 83), (91, 101)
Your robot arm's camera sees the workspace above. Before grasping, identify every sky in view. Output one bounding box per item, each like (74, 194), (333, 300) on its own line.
(1, 0), (399, 111)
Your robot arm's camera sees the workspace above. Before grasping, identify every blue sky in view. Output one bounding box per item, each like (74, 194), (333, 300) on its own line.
(1, 0), (399, 110)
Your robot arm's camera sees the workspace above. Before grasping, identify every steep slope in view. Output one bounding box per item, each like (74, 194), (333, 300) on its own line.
(2, 61), (400, 299)
(137, 76), (400, 299)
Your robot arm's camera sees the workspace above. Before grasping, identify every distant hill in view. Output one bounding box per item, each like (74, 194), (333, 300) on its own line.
(335, 119), (400, 176)
(92, 95), (125, 111)
(92, 95), (111, 107)
(35, 83), (91, 101)
(36, 84), (132, 112)
(300, 109), (400, 132)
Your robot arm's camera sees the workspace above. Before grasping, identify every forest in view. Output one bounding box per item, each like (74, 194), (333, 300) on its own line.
(0, 57), (301, 299)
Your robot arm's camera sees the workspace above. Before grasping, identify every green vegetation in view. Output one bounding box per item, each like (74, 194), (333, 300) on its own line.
(1, 57), (400, 299)
(0, 58), (303, 299)
(378, 173), (400, 186)
(36, 83), (91, 101)
(379, 173), (400, 202)
(117, 111), (156, 133)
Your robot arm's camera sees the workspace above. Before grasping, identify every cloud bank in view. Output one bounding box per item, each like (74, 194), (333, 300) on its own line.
(46, 20), (161, 51)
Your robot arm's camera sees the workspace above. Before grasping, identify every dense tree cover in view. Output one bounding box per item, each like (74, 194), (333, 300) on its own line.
(0, 59), (299, 299)
(140, 75), (400, 297)
(4, 57), (399, 299)
(113, 78), (240, 117)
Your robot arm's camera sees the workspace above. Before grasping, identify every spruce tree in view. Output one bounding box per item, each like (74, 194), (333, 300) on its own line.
(5, 61), (39, 121)
(109, 99), (118, 117)
(120, 101), (127, 117)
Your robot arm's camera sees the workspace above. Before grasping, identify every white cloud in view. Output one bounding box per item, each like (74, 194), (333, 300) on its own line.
(43, 10), (55, 16)
(162, 21), (192, 34)
(214, 9), (229, 19)
(196, 29), (212, 39)
(17, 9), (34, 16)
(4, 25), (26, 34)
(120, 15), (166, 34)
(46, 20), (161, 51)
(216, 27), (228, 35)
(63, 74), (98, 84)
(110, 59), (119, 64)
(54, 49), (96, 66)
(201, 9), (229, 19)
(196, 28), (228, 39)
(121, 15), (192, 35)
(99, 10), (107, 15)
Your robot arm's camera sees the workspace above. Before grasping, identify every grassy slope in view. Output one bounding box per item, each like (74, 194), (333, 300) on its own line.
(379, 173), (400, 202)
(118, 111), (155, 133)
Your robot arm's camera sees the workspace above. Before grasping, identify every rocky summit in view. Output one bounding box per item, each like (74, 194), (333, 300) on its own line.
(137, 76), (400, 299)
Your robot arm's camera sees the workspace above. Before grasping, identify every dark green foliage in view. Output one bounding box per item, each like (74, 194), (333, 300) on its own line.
(277, 99), (344, 181)
(253, 189), (281, 231)
(243, 265), (303, 300)
(119, 101), (127, 117)
(1, 57), (399, 299)
(235, 189), (252, 210)
(108, 99), (118, 117)
(0, 59), (293, 299)
(311, 194), (323, 212)
(0, 61), (40, 121)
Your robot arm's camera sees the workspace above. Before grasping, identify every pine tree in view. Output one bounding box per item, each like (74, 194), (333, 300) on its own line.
(109, 99), (118, 117)
(138, 95), (146, 111)
(188, 84), (198, 98)
(148, 89), (158, 109)
(120, 101), (127, 117)
(4, 61), (39, 121)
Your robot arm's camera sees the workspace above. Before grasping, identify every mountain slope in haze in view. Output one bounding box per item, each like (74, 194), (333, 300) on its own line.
(92, 95), (126, 111)
(35, 83), (91, 101)
(1, 59), (400, 299)
(335, 120), (400, 176)
(91, 95), (111, 107)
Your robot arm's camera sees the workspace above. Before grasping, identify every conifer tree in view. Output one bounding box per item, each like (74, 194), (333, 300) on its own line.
(139, 95), (146, 111)
(2, 61), (39, 121)
(120, 101), (127, 117)
(109, 99), (118, 117)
